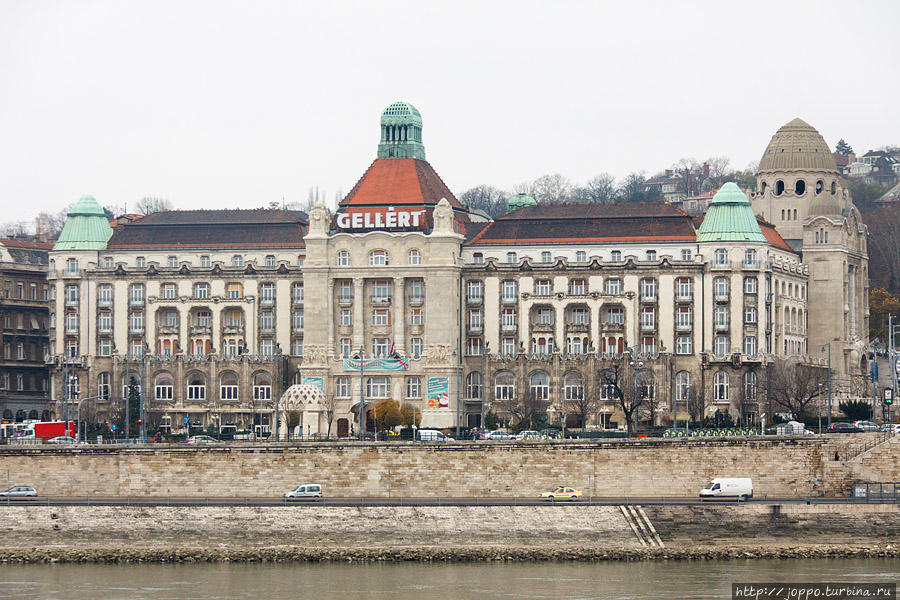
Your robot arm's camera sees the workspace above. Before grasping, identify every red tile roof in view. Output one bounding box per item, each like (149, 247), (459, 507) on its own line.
(107, 209), (306, 249)
(340, 158), (465, 210)
(467, 202), (697, 245)
(756, 217), (795, 253)
(0, 238), (53, 250)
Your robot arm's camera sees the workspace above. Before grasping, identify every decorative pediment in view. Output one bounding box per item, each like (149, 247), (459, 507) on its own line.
(179, 264), (191, 275)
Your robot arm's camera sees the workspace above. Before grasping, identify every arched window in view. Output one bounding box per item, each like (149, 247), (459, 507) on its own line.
(830, 181), (836, 195)
(252, 372), (272, 400)
(761, 181), (767, 195)
(466, 372), (483, 399)
(675, 371), (693, 407)
(97, 372), (110, 400)
(220, 372), (239, 400)
(714, 371), (729, 402)
(743, 372), (757, 402)
(154, 372), (174, 400)
(369, 250), (388, 266)
(795, 180), (806, 195)
(187, 373), (206, 400)
(775, 180), (784, 196)
(563, 372), (584, 401)
(337, 250), (350, 266)
(714, 248), (728, 266)
(815, 180), (823, 194)
(408, 249), (421, 265)
(494, 371), (515, 401)
(529, 371), (550, 401)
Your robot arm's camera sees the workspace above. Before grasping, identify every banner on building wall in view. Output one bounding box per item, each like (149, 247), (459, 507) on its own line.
(301, 377), (325, 391)
(427, 377), (450, 409)
(343, 356), (409, 371)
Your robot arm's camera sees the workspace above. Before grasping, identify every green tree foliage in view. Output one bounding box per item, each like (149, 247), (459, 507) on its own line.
(835, 139), (854, 156)
(399, 402), (422, 428)
(869, 289), (900, 342)
(372, 399), (402, 430)
(125, 375), (141, 435)
(483, 410), (499, 430)
(839, 399), (872, 421)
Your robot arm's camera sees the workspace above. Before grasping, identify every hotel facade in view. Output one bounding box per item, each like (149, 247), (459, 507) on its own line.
(46, 104), (869, 435)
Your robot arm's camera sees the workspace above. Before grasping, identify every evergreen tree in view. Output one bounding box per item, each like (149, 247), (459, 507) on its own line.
(835, 139), (854, 156)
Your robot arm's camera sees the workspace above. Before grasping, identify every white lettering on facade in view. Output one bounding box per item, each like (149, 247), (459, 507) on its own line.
(336, 209), (430, 231)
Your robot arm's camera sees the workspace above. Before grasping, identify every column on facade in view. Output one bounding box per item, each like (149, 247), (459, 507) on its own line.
(351, 277), (365, 352)
(393, 277), (405, 355)
(145, 302), (157, 356)
(211, 305), (222, 355)
(178, 303), (189, 358)
(244, 298), (256, 354)
(554, 298), (565, 354)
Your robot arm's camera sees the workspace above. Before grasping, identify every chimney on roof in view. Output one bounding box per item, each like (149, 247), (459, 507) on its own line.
(702, 162), (710, 178)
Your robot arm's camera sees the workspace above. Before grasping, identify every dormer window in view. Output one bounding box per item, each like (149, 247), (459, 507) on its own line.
(369, 250), (389, 266)
(231, 255), (243, 268)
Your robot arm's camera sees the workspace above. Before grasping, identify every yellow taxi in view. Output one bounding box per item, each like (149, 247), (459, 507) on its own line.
(540, 486), (583, 501)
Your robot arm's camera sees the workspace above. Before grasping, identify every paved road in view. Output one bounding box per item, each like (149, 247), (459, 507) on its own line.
(0, 496), (860, 507)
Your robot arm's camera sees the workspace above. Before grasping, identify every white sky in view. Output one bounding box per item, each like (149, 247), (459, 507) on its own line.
(1, 0), (898, 221)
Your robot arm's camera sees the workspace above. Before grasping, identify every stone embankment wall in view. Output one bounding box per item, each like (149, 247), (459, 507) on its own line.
(0, 504), (896, 553)
(0, 435), (894, 498)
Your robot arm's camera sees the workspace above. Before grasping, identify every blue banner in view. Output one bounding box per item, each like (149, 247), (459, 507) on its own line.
(301, 376), (325, 391)
(344, 356), (409, 371)
(427, 377), (450, 409)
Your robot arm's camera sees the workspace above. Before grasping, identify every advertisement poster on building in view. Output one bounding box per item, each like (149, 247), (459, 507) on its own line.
(301, 377), (325, 392)
(427, 377), (450, 409)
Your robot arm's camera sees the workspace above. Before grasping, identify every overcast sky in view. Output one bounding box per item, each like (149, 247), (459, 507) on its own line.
(1, 0), (898, 222)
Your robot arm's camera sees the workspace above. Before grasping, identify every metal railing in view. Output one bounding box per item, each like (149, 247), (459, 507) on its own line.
(851, 482), (899, 503)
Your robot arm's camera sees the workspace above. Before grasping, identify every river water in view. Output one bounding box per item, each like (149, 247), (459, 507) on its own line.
(0, 558), (897, 599)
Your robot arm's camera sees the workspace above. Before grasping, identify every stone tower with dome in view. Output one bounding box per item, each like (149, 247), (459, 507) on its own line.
(750, 118), (869, 393)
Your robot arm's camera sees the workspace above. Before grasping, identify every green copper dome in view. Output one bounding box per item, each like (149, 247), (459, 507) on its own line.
(697, 183), (766, 243)
(377, 101), (426, 160)
(53, 195), (114, 251)
(507, 193), (537, 212)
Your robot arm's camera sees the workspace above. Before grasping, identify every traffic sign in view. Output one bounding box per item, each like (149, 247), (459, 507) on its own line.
(885, 388), (894, 406)
(182, 416), (190, 426)
(111, 424), (116, 431)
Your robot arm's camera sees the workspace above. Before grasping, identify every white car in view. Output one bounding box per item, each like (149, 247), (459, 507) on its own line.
(47, 435), (80, 444)
(484, 430), (514, 440)
(881, 423), (900, 433)
(0, 486), (37, 498)
(284, 483), (323, 501)
(517, 430), (541, 440)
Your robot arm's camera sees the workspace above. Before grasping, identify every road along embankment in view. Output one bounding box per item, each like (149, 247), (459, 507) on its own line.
(0, 435), (896, 499)
(0, 503), (896, 563)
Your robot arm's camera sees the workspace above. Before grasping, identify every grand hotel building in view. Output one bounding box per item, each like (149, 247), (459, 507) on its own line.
(47, 104), (869, 435)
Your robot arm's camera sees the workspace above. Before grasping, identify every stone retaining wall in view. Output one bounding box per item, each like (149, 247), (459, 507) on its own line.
(0, 436), (894, 498)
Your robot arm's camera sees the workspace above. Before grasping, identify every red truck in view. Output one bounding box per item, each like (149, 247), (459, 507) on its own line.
(33, 421), (75, 441)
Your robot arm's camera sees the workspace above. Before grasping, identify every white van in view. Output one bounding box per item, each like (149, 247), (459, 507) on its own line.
(417, 429), (453, 442)
(699, 478), (753, 501)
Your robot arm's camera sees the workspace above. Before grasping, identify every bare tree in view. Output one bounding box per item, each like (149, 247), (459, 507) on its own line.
(866, 204), (900, 292)
(531, 173), (572, 204)
(35, 206), (70, 240)
(571, 173), (617, 204)
(565, 386), (598, 430)
(601, 366), (650, 434)
(672, 158), (701, 197)
(459, 184), (509, 217)
(704, 156), (732, 180)
(498, 390), (550, 430)
(135, 197), (173, 215)
(768, 358), (827, 419)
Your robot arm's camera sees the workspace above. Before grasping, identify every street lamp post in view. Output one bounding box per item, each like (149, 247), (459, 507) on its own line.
(353, 347), (366, 441)
(822, 343), (832, 428)
(74, 395), (103, 443)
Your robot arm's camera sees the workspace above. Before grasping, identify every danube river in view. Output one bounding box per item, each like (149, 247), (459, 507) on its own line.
(0, 558), (897, 599)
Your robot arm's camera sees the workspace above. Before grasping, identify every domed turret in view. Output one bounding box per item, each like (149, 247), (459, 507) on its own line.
(53, 195), (113, 251)
(507, 193), (537, 212)
(807, 191), (843, 217)
(758, 118), (837, 174)
(377, 101), (426, 160)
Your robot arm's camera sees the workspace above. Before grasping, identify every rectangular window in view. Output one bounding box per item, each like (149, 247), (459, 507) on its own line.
(535, 280), (552, 296)
(336, 376), (351, 398)
(161, 283), (177, 299)
(409, 308), (423, 325)
(501, 337), (516, 356)
(366, 376), (390, 399)
(97, 284), (113, 305)
(535, 307), (553, 325)
(466, 337), (483, 356)
(501, 280), (517, 302)
(260, 311), (275, 331)
(646, 250), (657, 261)
(338, 281), (353, 302)
(606, 307), (624, 325)
(714, 277), (729, 299)
(292, 283), (304, 303)
(468, 309), (483, 330)
(259, 283), (275, 303)
(291, 339), (304, 356)
(570, 307), (589, 325)
(569, 279), (586, 295)
(472, 253), (484, 264)
(265, 255), (276, 267)
(641, 279), (657, 300)
(200, 255), (211, 267)
(337, 251), (350, 266)
(98, 311), (112, 333)
(676, 306), (692, 329)
(744, 335), (757, 357)
(611, 250), (621, 262)
(576, 250), (586, 263)
(640, 336), (657, 356)
(714, 335), (730, 357)
(371, 338), (390, 357)
(259, 339), (275, 358)
(541, 251), (552, 263)
(129, 311), (144, 333)
(371, 280), (391, 303)
(340, 309), (352, 326)
(640, 306), (655, 329)
(101, 256), (114, 269)
(409, 338), (423, 359)
(193, 283), (209, 299)
(675, 336), (692, 355)
(65, 284), (79, 305)
(225, 283), (242, 299)
(220, 382), (239, 401)
(339, 338), (352, 358)
(408, 280), (424, 303)
(98, 338), (112, 356)
(136, 256), (146, 268)
(714, 306), (729, 328)
(681, 248), (692, 261)
(744, 306), (757, 324)
(605, 279), (622, 295)
(231, 255), (243, 267)
(744, 277), (758, 294)
(167, 256), (178, 268)
(466, 280), (483, 302)
(130, 284), (144, 304)
(676, 278), (692, 300)
(66, 258), (78, 274)
(372, 308), (391, 326)
(406, 376), (421, 398)
(501, 308), (517, 330)
(506, 252), (517, 263)
(64, 312), (78, 333)
(288, 310), (302, 331)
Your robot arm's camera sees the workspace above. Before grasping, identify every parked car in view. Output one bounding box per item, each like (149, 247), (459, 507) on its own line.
(0, 486), (37, 498)
(186, 435), (220, 444)
(416, 429), (454, 442)
(284, 483), (323, 501)
(880, 423), (900, 433)
(699, 478), (753, 502)
(852, 421), (880, 432)
(517, 430), (541, 440)
(828, 422), (863, 433)
(539, 429), (560, 439)
(47, 435), (79, 444)
(541, 486), (582, 501)
(484, 430), (515, 440)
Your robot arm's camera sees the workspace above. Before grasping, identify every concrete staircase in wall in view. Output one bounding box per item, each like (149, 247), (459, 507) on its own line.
(845, 433), (900, 484)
